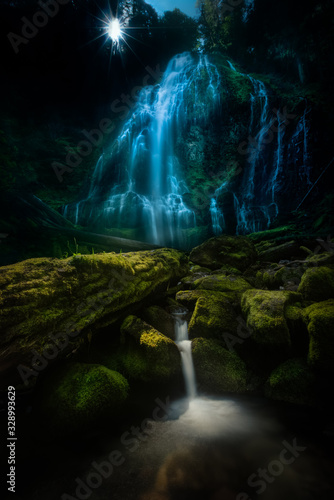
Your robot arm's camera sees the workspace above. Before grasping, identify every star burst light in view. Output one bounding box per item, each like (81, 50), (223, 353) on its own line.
(108, 18), (122, 43)
(87, 4), (159, 64)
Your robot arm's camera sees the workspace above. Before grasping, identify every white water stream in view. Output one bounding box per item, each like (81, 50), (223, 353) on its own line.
(173, 312), (197, 399)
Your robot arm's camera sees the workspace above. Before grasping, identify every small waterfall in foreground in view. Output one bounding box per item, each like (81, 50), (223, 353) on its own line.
(173, 311), (196, 399)
(63, 52), (221, 248)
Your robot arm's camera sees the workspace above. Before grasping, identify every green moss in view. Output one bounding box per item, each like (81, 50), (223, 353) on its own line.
(0, 249), (189, 374)
(141, 306), (175, 340)
(298, 267), (334, 301)
(36, 363), (129, 435)
(194, 273), (253, 294)
(120, 316), (181, 383)
(305, 252), (334, 267)
(241, 290), (302, 363)
(188, 295), (238, 340)
(303, 299), (334, 372)
(192, 338), (247, 394)
(265, 358), (316, 406)
(249, 225), (297, 243)
(176, 289), (240, 309)
(224, 65), (253, 105)
(190, 235), (257, 272)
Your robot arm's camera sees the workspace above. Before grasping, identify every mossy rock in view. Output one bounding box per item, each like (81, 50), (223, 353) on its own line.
(305, 252), (334, 267)
(298, 266), (334, 302)
(265, 358), (316, 406)
(188, 294), (239, 340)
(189, 235), (257, 272)
(258, 241), (301, 262)
(194, 273), (253, 294)
(180, 268), (211, 288)
(120, 315), (181, 383)
(192, 338), (247, 394)
(0, 248), (188, 382)
(303, 299), (334, 372)
(255, 265), (304, 291)
(285, 304), (309, 356)
(140, 305), (176, 340)
(36, 362), (129, 435)
(241, 290), (301, 364)
(176, 289), (240, 310)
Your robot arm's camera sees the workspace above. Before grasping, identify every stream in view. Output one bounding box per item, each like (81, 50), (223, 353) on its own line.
(16, 319), (334, 500)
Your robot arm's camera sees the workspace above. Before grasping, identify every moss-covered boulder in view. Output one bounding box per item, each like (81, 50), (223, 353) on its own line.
(241, 290), (301, 364)
(258, 241), (301, 262)
(255, 265), (304, 291)
(36, 362), (129, 435)
(0, 248), (188, 384)
(298, 266), (334, 301)
(180, 266), (211, 288)
(194, 273), (253, 294)
(265, 358), (316, 406)
(285, 304), (309, 356)
(120, 315), (181, 383)
(190, 235), (257, 272)
(140, 305), (176, 340)
(192, 338), (247, 394)
(176, 289), (240, 309)
(303, 299), (334, 372)
(188, 294), (239, 340)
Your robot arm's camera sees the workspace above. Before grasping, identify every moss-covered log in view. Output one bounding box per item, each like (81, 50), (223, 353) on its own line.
(0, 248), (189, 383)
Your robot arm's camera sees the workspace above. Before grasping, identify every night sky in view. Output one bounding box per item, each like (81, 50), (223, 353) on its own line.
(145, 0), (199, 17)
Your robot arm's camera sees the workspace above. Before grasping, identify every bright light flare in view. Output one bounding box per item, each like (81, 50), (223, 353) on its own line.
(108, 18), (121, 42)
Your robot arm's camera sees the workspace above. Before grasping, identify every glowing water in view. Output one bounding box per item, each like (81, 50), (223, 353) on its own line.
(63, 52), (221, 247)
(174, 313), (196, 399)
(226, 62), (310, 235)
(210, 198), (225, 235)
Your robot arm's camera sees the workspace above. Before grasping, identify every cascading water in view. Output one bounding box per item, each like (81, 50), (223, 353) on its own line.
(173, 310), (196, 399)
(222, 62), (311, 235)
(63, 53), (221, 248)
(227, 61), (276, 234)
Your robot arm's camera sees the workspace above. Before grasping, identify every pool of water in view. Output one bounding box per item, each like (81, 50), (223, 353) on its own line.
(16, 394), (334, 500)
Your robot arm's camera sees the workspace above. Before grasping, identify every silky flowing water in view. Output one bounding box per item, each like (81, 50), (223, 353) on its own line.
(20, 319), (334, 500)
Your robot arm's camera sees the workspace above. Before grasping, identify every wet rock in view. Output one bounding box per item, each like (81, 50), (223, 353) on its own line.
(120, 315), (181, 383)
(192, 338), (247, 394)
(190, 235), (257, 272)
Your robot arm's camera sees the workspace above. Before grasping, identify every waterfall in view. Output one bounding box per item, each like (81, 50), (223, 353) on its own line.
(210, 198), (225, 235)
(63, 52), (221, 248)
(173, 311), (196, 399)
(228, 61), (274, 234)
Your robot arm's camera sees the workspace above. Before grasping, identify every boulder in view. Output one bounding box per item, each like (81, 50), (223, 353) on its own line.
(120, 315), (181, 383)
(241, 290), (301, 365)
(188, 294), (239, 340)
(258, 241), (301, 262)
(0, 248), (188, 384)
(190, 235), (257, 272)
(176, 289), (240, 309)
(303, 299), (334, 372)
(35, 362), (129, 435)
(194, 273), (253, 294)
(192, 338), (247, 394)
(285, 304), (309, 356)
(265, 358), (316, 406)
(140, 305), (176, 340)
(298, 266), (334, 302)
